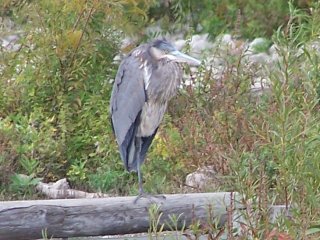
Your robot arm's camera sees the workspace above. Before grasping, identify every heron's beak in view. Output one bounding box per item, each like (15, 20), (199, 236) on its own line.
(168, 50), (201, 66)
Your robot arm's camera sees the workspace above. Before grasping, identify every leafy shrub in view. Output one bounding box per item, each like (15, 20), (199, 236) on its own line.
(0, 0), (154, 198)
(9, 174), (41, 197)
(163, 2), (320, 238)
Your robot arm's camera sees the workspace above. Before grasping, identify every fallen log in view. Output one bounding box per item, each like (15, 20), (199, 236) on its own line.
(0, 192), (239, 240)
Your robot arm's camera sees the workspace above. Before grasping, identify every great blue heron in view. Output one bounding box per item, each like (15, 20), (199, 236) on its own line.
(110, 39), (201, 199)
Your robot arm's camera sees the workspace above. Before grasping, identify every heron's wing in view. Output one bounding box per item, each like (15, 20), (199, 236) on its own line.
(139, 127), (158, 165)
(110, 54), (146, 166)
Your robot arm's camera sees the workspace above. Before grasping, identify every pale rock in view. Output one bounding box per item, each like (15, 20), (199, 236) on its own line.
(246, 52), (270, 64)
(190, 34), (211, 55)
(174, 39), (186, 50)
(248, 37), (269, 53)
(185, 166), (220, 190)
(214, 34), (236, 50)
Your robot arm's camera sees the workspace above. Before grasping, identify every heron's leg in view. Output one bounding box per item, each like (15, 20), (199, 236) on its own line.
(134, 170), (166, 204)
(133, 138), (145, 203)
(134, 140), (149, 203)
(137, 156), (144, 195)
(134, 138), (166, 203)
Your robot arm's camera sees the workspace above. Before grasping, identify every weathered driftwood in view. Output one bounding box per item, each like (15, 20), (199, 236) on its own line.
(36, 178), (109, 199)
(0, 192), (239, 240)
(17, 174), (109, 199)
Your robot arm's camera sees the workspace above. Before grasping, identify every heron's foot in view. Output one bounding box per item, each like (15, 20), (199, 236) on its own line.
(133, 192), (166, 204)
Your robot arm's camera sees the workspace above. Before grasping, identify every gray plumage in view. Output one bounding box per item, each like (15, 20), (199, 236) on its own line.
(110, 39), (200, 196)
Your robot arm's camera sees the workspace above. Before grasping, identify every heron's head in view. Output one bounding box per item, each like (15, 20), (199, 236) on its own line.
(149, 40), (201, 66)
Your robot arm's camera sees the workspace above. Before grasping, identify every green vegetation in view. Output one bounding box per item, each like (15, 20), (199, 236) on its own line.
(1, 0), (320, 238)
(0, 0), (156, 198)
(150, 0), (313, 39)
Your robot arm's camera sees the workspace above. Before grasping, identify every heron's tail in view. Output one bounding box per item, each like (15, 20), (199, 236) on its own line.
(119, 132), (140, 172)
(126, 136), (140, 172)
(117, 114), (140, 172)
(120, 128), (158, 172)
(119, 123), (157, 172)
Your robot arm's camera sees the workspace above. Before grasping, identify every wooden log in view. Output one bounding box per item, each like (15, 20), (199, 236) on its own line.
(0, 192), (240, 240)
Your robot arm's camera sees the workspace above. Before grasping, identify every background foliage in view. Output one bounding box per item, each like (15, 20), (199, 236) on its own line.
(1, 0), (320, 238)
(0, 0), (156, 197)
(150, 0), (313, 39)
